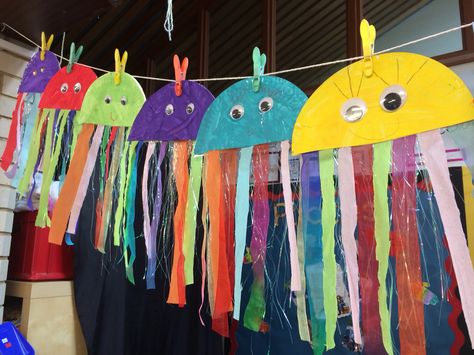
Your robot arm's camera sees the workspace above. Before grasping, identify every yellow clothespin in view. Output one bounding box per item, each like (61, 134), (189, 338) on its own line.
(360, 19), (376, 77)
(40, 32), (54, 61)
(114, 49), (128, 85)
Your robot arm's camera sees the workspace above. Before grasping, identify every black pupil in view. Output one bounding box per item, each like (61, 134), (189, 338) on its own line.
(121, 99), (126, 105)
(383, 92), (402, 111)
(105, 97), (111, 104)
(232, 109), (241, 119)
(260, 101), (270, 111)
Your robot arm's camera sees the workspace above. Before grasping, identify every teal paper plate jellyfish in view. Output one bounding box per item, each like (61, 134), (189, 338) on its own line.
(194, 47), (307, 337)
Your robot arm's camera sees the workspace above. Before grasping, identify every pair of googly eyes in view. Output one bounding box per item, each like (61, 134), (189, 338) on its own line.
(229, 97), (274, 120)
(341, 85), (407, 122)
(60, 83), (82, 94)
(103, 96), (128, 105)
(165, 103), (195, 116)
(32, 67), (45, 76)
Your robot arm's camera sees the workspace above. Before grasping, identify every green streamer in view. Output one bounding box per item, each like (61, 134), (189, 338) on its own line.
(183, 143), (203, 285)
(295, 199), (311, 342)
(70, 119), (81, 157)
(36, 109), (69, 227)
(17, 109), (49, 195)
(373, 141), (394, 355)
(319, 149), (337, 349)
(124, 140), (138, 282)
(114, 139), (131, 246)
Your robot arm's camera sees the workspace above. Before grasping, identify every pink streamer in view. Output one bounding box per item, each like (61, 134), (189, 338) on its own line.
(142, 142), (156, 256)
(337, 147), (361, 345)
(280, 140), (301, 291)
(418, 129), (474, 347)
(67, 125), (105, 234)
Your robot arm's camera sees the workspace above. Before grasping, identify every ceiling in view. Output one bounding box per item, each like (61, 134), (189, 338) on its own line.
(1, 0), (427, 94)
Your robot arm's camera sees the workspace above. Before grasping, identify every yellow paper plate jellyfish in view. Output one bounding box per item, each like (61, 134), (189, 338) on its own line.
(292, 20), (474, 355)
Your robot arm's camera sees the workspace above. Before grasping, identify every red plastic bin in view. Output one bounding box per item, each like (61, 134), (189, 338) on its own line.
(9, 211), (73, 281)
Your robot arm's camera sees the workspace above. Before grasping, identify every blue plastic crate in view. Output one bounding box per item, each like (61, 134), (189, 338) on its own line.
(0, 322), (34, 355)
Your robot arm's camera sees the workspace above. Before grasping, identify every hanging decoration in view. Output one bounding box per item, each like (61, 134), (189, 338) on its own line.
(32, 42), (97, 228)
(194, 47), (307, 337)
(292, 19), (474, 354)
(47, 49), (146, 251)
(1, 33), (59, 197)
(127, 55), (214, 291)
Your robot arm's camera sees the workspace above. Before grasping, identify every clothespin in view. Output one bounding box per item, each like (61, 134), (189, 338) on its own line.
(40, 32), (54, 61)
(66, 42), (84, 73)
(252, 47), (266, 92)
(114, 49), (128, 85)
(360, 19), (376, 77)
(173, 54), (188, 96)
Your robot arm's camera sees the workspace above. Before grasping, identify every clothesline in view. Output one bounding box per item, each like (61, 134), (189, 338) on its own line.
(2, 21), (473, 83)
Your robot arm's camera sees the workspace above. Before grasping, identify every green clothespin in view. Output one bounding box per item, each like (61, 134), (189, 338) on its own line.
(252, 47), (266, 92)
(67, 42), (84, 73)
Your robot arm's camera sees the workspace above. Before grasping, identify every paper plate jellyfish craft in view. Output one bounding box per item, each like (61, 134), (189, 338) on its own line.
(48, 50), (146, 254)
(31, 43), (97, 228)
(1, 33), (59, 191)
(292, 19), (474, 355)
(194, 48), (307, 336)
(127, 55), (214, 292)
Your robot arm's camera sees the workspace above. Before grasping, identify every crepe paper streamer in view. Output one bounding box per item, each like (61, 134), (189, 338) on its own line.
(95, 126), (118, 252)
(418, 130), (474, 347)
(183, 144), (203, 285)
(337, 147), (361, 346)
(233, 146), (253, 320)
(47, 124), (95, 244)
(281, 140), (301, 292)
(352, 145), (385, 354)
(16, 109), (46, 196)
(461, 167), (474, 266)
(145, 142), (167, 287)
(199, 156), (209, 325)
(319, 149), (337, 349)
(124, 141), (139, 283)
(391, 135), (425, 354)
(206, 150), (232, 337)
(448, 121), (474, 180)
(142, 143), (156, 283)
(168, 141), (190, 306)
(372, 140), (394, 355)
(35, 109), (69, 227)
(67, 126), (105, 234)
(1, 94), (25, 173)
(99, 128), (125, 251)
(11, 94), (40, 187)
(300, 151), (325, 355)
(295, 196), (311, 343)
(243, 144), (270, 332)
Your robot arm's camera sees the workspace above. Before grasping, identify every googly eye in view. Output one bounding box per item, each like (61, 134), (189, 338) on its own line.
(120, 96), (127, 106)
(40, 67), (45, 73)
(229, 104), (244, 120)
(258, 97), (273, 112)
(104, 96), (111, 104)
(165, 104), (174, 115)
(340, 98), (367, 122)
(380, 85), (407, 112)
(186, 103), (195, 114)
(32, 70), (37, 76)
(60, 83), (68, 93)
(74, 83), (81, 93)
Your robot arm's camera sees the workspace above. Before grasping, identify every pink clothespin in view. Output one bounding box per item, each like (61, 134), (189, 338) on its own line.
(173, 54), (189, 96)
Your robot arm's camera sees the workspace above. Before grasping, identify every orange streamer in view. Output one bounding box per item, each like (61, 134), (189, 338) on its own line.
(168, 141), (190, 307)
(48, 124), (95, 245)
(206, 150), (232, 337)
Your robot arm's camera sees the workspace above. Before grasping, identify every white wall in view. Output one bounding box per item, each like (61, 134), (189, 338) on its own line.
(0, 38), (34, 322)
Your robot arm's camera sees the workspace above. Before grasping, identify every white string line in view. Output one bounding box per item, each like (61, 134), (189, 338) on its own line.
(2, 21), (473, 83)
